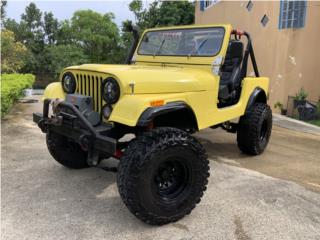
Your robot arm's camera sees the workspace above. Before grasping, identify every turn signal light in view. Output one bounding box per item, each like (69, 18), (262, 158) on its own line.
(150, 100), (164, 107)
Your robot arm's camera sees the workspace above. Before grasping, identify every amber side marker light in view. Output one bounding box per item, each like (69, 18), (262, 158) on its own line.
(150, 100), (164, 107)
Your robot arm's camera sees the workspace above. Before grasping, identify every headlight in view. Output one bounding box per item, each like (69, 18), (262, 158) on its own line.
(101, 77), (120, 104)
(62, 72), (76, 93)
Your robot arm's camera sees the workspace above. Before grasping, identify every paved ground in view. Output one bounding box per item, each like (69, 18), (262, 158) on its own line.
(2, 96), (320, 240)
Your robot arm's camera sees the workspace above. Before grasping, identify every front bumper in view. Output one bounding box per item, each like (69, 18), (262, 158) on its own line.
(33, 99), (117, 165)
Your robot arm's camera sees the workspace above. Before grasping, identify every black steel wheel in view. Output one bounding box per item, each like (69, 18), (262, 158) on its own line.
(237, 103), (272, 155)
(155, 159), (190, 201)
(46, 131), (89, 169)
(117, 127), (209, 225)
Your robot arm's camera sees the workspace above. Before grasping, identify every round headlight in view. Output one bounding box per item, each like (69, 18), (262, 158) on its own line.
(101, 77), (120, 104)
(62, 72), (76, 93)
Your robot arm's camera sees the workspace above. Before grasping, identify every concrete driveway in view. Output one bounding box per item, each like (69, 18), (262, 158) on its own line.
(1, 96), (320, 240)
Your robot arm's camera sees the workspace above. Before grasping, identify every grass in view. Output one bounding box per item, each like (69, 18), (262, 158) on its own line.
(308, 119), (320, 127)
(1, 73), (35, 117)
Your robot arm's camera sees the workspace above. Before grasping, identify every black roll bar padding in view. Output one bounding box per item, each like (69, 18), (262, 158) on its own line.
(231, 30), (260, 78)
(125, 25), (140, 64)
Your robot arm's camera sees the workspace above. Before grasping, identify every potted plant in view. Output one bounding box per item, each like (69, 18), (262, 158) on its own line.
(293, 88), (308, 108)
(274, 101), (287, 115)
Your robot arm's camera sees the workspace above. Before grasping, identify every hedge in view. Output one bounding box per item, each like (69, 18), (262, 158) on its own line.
(1, 74), (35, 117)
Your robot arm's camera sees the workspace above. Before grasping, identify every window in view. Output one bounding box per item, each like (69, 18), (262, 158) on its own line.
(279, 0), (307, 29)
(246, 1), (253, 12)
(204, 1), (214, 9)
(138, 27), (225, 57)
(261, 14), (269, 27)
(200, 0), (220, 11)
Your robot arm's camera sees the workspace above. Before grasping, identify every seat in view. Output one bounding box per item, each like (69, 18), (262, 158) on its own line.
(218, 40), (243, 101)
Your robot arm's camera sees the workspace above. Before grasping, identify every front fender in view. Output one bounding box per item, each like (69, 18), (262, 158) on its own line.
(109, 93), (192, 127)
(43, 82), (65, 100)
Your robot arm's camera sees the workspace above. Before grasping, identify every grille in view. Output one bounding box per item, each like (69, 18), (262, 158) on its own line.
(75, 74), (103, 113)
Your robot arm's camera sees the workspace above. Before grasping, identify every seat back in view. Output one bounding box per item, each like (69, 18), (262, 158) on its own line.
(220, 40), (243, 89)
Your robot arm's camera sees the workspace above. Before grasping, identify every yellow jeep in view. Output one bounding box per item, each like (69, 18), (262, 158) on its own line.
(33, 24), (272, 225)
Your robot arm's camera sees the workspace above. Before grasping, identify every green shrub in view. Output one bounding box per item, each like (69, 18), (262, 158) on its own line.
(1, 74), (35, 117)
(294, 87), (308, 101)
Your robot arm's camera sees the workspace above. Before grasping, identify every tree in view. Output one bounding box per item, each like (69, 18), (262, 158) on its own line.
(128, 0), (195, 31)
(20, 2), (44, 53)
(44, 12), (58, 44)
(56, 20), (74, 45)
(1, 30), (29, 73)
(44, 44), (87, 78)
(1, 0), (7, 21)
(71, 10), (121, 63)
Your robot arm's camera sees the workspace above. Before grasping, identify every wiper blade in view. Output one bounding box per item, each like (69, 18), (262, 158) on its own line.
(153, 37), (166, 56)
(188, 37), (209, 57)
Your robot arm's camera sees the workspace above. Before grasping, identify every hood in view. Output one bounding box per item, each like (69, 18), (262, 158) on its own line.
(66, 64), (215, 94)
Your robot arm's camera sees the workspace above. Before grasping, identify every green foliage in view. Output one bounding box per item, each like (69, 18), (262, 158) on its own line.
(71, 10), (121, 63)
(1, 74), (35, 117)
(1, 0), (7, 21)
(129, 0), (195, 31)
(294, 88), (308, 101)
(44, 11), (59, 44)
(44, 44), (88, 78)
(274, 101), (284, 110)
(307, 120), (320, 127)
(1, 30), (30, 73)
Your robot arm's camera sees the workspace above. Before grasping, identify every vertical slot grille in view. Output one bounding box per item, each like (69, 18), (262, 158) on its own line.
(75, 73), (103, 113)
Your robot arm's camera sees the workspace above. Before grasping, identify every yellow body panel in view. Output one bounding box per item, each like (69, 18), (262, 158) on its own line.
(43, 82), (65, 100)
(110, 77), (269, 129)
(45, 24), (270, 130)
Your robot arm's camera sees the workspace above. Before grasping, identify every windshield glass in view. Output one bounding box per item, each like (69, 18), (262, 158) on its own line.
(138, 27), (225, 57)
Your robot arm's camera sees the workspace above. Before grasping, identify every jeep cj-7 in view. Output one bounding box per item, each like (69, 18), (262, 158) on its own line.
(33, 24), (272, 225)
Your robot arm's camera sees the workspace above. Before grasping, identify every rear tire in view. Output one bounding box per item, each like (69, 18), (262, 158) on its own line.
(46, 131), (89, 169)
(117, 127), (209, 225)
(237, 103), (272, 155)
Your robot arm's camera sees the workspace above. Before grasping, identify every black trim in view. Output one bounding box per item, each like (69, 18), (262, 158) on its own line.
(137, 27), (225, 58)
(233, 31), (260, 78)
(137, 101), (193, 127)
(246, 88), (266, 112)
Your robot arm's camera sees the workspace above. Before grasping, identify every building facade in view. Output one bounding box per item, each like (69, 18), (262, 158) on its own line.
(195, 0), (320, 110)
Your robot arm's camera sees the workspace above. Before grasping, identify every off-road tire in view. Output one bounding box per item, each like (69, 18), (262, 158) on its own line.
(237, 103), (272, 155)
(117, 127), (209, 225)
(46, 131), (89, 169)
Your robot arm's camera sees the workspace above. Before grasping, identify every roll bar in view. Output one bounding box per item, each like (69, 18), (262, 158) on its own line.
(231, 29), (260, 78)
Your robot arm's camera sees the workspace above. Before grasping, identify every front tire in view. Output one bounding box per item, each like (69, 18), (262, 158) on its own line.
(46, 131), (89, 169)
(117, 127), (209, 225)
(237, 103), (272, 155)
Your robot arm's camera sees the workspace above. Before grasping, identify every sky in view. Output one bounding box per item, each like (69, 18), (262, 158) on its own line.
(5, 0), (138, 26)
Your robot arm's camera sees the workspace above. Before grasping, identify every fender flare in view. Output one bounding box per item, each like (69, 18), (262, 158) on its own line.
(137, 101), (197, 128)
(245, 87), (267, 112)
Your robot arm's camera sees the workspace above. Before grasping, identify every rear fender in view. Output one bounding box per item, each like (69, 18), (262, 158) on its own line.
(245, 87), (267, 112)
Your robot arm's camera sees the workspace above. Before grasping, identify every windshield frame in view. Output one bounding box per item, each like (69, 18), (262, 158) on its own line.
(137, 26), (226, 58)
